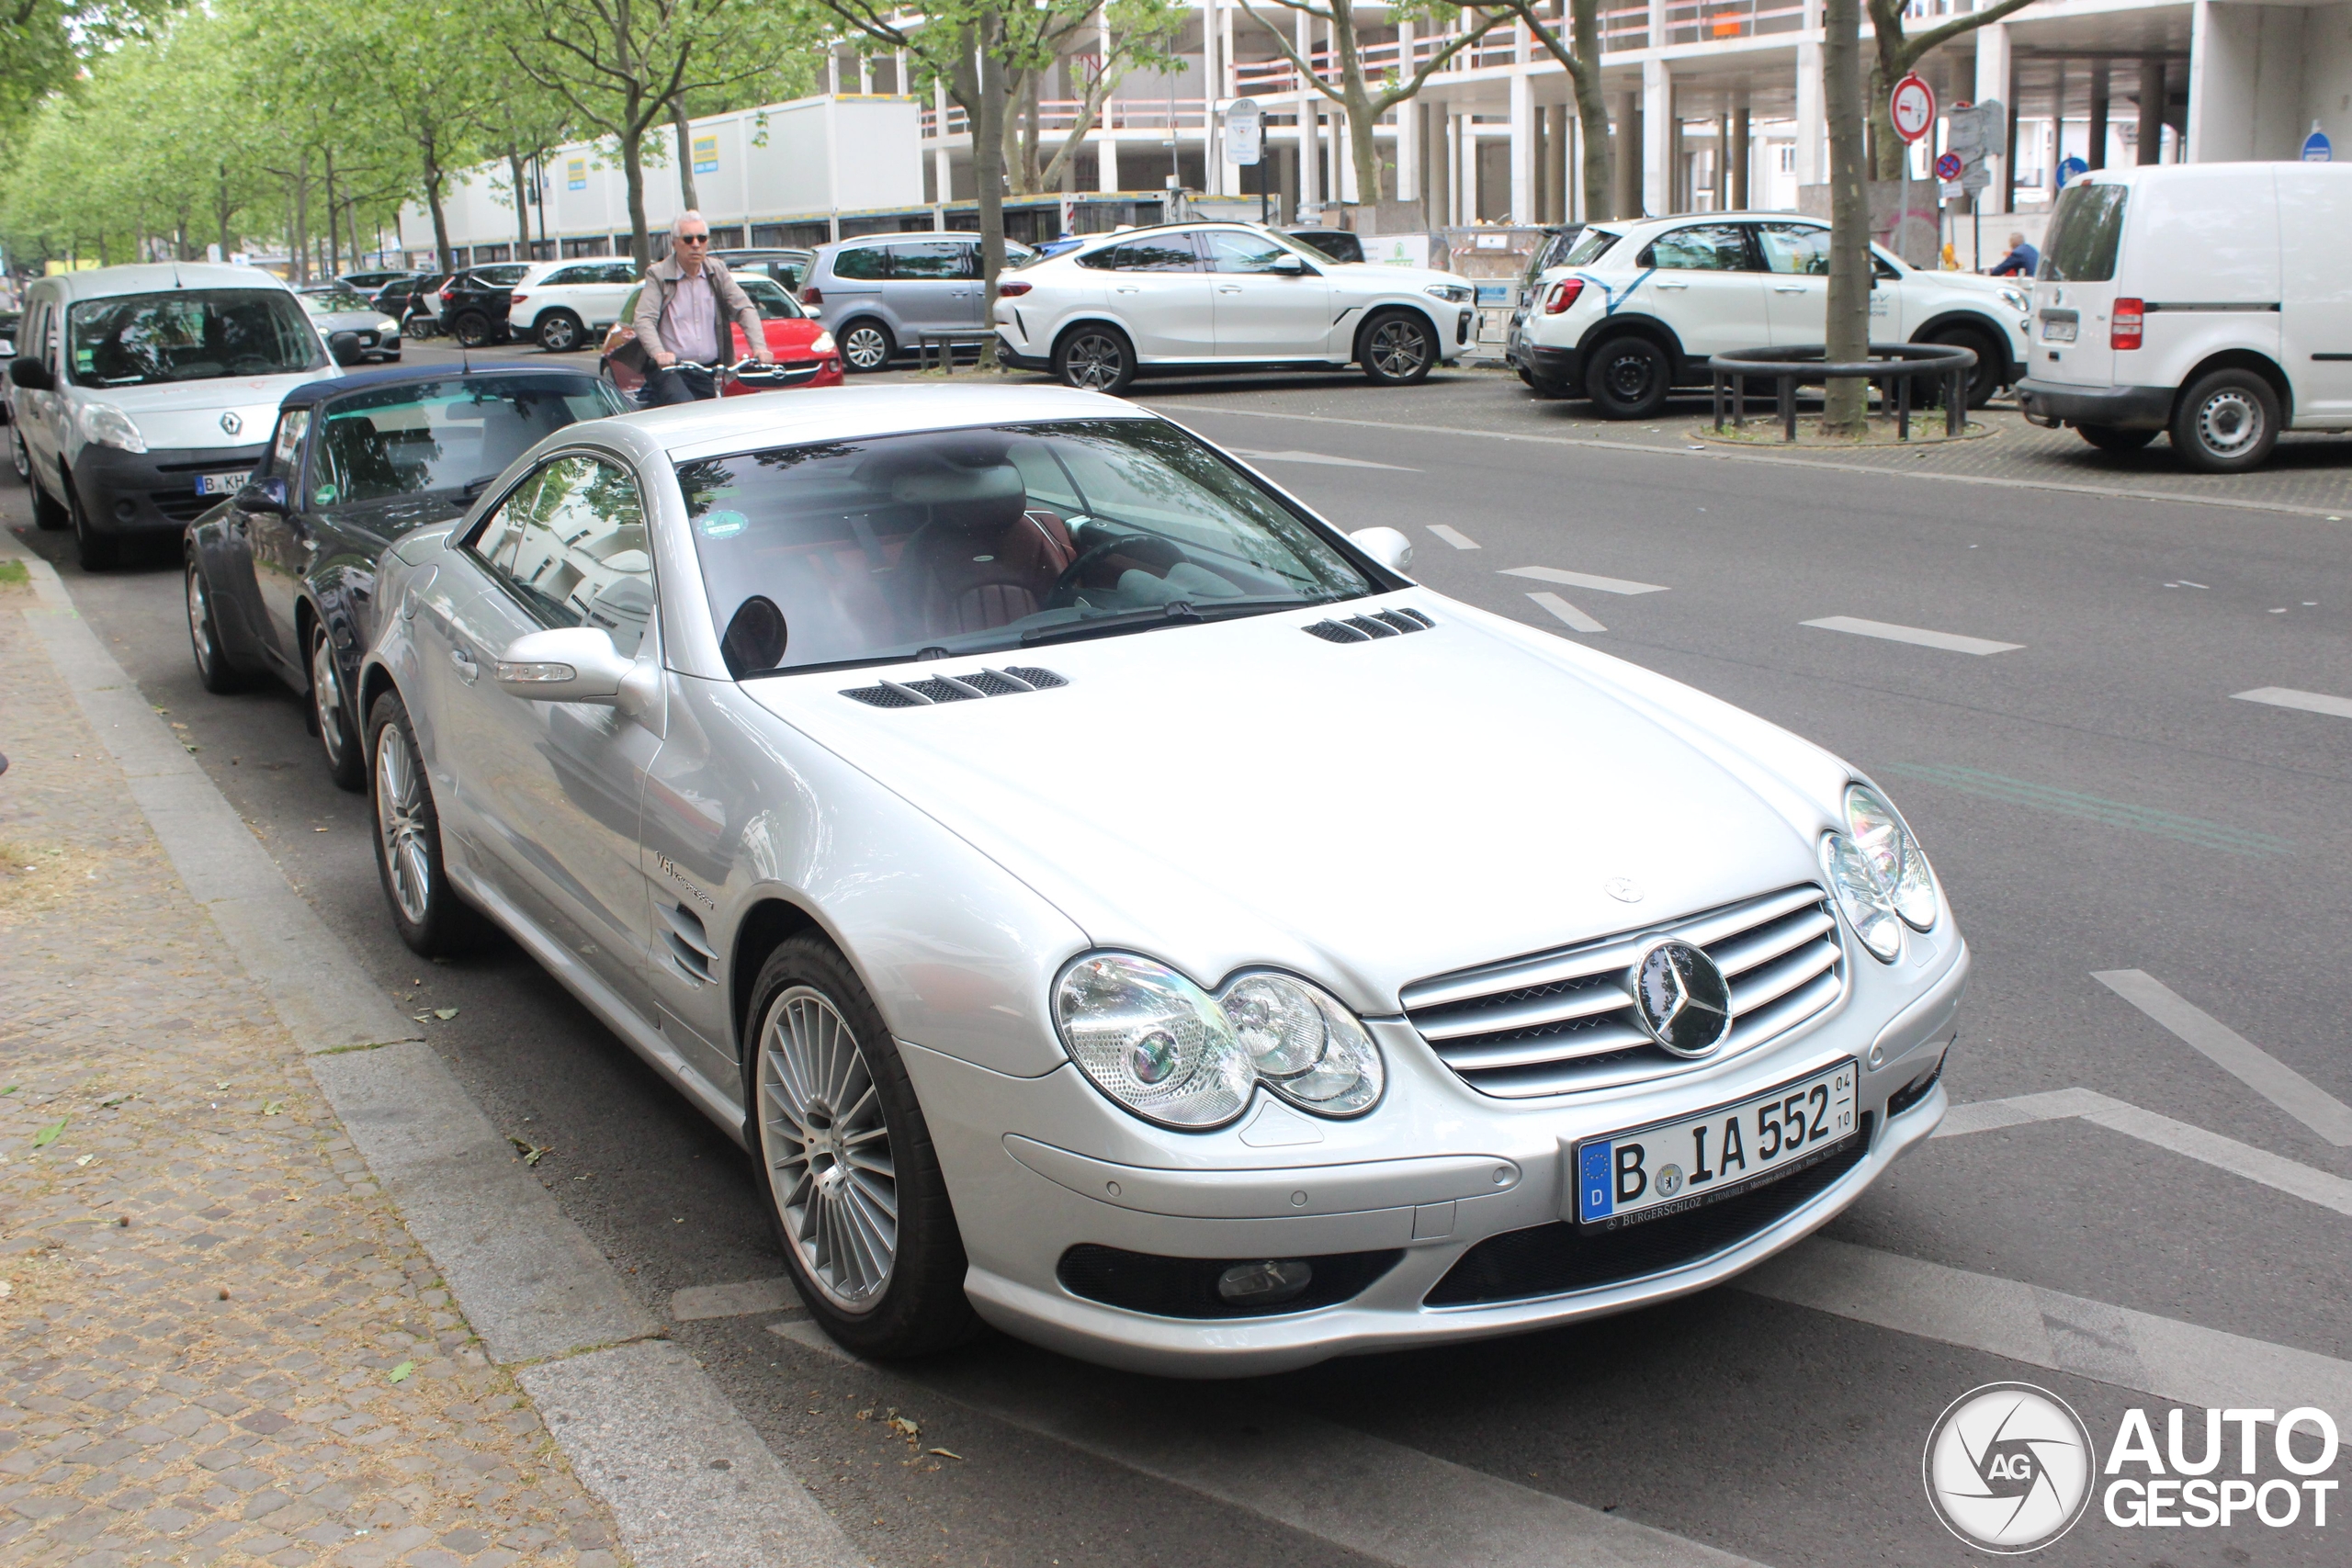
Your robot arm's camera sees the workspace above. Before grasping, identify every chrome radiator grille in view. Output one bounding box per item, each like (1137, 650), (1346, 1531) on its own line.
(1400, 886), (1846, 1098)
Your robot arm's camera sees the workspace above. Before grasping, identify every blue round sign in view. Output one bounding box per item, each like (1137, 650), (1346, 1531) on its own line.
(2304, 129), (2333, 163)
(2056, 156), (2088, 185)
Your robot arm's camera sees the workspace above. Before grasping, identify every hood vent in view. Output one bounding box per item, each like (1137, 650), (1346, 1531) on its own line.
(842, 666), (1069, 709)
(1306, 607), (1433, 643)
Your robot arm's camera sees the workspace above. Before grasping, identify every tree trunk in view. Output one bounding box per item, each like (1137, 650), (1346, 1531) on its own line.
(974, 16), (1009, 359)
(669, 96), (700, 210)
(216, 164), (235, 259)
(422, 141), (457, 275)
(508, 150), (533, 257)
(291, 152), (311, 284)
(322, 151), (340, 275)
(1870, 55), (1904, 181)
(1823, 0), (1872, 435)
(622, 122), (653, 269)
(1346, 92), (1382, 210)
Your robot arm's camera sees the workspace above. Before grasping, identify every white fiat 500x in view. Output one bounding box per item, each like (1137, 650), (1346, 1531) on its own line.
(357, 385), (1963, 1374)
(993, 221), (1476, 394)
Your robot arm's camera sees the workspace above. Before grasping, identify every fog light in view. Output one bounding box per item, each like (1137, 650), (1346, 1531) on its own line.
(1216, 1259), (1313, 1306)
(114, 499), (139, 522)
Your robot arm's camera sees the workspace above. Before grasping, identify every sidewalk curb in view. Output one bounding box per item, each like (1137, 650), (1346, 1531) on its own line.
(6, 542), (865, 1568)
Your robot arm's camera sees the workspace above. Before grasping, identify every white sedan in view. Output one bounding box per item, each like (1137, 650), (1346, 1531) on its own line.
(358, 384), (1964, 1373)
(993, 221), (1476, 393)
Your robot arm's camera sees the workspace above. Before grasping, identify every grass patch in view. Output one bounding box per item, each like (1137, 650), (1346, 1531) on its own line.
(0, 560), (30, 587)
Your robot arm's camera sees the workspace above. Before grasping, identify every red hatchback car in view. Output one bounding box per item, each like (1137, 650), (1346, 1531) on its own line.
(598, 276), (844, 398)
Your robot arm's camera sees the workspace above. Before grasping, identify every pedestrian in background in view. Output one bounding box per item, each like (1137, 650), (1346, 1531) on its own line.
(1987, 231), (2039, 278)
(631, 210), (772, 405)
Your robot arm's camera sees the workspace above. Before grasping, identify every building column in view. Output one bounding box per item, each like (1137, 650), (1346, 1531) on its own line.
(1731, 98), (1751, 209)
(1613, 92), (1643, 220)
(2137, 57), (2166, 164)
(933, 79), (954, 208)
(1462, 114), (1481, 221)
(1566, 103), (1584, 220)
(1204, 0), (1222, 195)
(858, 55), (873, 94)
(1099, 132), (1120, 192)
(1396, 22), (1419, 203)
(2088, 61), (2110, 169)
(1643, 60), (1672, 217)
(1435, 109), (1453, 226)
(1974, 23), (2011, 213)
(1533, 96), (1553, 222)
(1795, 41), (1824, 187)
(1510, 71), (1535, 223)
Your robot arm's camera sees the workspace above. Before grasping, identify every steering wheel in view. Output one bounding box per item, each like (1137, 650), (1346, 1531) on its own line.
(1045, 534), (1175, 609)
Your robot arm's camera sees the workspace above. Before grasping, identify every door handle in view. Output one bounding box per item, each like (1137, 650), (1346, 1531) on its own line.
(449, 646), (478, 683)
(1772, 284), (1810, 293)
(1217, 286), (1243, 295)
(1655, 280), (1689, 289)
(1114, 286), (1141, 294)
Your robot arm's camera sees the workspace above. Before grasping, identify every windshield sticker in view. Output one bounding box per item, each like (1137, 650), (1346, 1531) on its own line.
(312, 484), (339, 506)
(699, 509), (748, 539)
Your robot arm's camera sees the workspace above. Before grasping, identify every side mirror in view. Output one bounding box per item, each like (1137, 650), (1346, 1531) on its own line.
(1269, 253), (1311, 276)
(1349, 526), (1413, 574)
(234, 476), (289, 515)
(327, 331), (367, 367)
(494, 626), (632, 704)
(7, 355), (52, 391)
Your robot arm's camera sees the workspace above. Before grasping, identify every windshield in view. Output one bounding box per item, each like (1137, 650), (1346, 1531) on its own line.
(675, 419), (1379, 678)
(2041, 184), (2128, 283)
(470, 265), (528, 288)
(303, 290), (375, 314)
(67, 289), (323, 387)
(739, 276), (803, 319)
(308, 375), (626, 509)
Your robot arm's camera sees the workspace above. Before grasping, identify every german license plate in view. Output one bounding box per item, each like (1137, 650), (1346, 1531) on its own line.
(196, 470), (250, 497)
(2041, 317), (2077, 343)
(1573, 1061), (1858, 1229)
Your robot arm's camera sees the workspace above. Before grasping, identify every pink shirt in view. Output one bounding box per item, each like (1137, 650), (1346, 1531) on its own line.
(664, 267), (720, 364)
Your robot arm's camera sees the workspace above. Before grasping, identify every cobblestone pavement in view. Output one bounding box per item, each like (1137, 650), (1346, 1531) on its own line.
(0, 576), (628, 1567)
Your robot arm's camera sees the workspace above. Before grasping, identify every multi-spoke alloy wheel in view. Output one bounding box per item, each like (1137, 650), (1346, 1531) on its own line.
(841, 321), (892, 372)
(186, 563), (240, 694)
(310, 624), (363, 789)
(761, 986), (899, 1312)
(1056, 327), (1134, 394)
(374, 716), (433, 929)
(1362, 313), (1434, 385)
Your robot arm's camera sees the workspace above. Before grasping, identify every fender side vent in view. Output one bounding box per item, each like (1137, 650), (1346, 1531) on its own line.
(659, 902), (717, 986)
(842, 666), (1069, 708)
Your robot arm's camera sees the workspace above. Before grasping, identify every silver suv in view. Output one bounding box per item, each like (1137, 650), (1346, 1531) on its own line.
(800, 233), (1035, 371)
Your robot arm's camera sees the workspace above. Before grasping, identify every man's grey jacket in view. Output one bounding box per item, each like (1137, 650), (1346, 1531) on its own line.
(630, 255), (764, 364)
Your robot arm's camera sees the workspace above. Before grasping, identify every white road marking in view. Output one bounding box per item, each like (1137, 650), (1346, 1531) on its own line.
(2233, 685), (2352, 721)
(1526, 592), (1606, 634)
(770, 1320), (1763, 1568)
(1800, 616), (2023, 656)
(672, 1277), (800, 1321)
(2093, 969), (2352, 1145)
(1428, 524), (1481, 550)
(1935, 1088), (2352, 1217)
(1227, 446), (1418, 470)
(1503, 565), (1670, 595)
(1739, 1237), (2352, 1417)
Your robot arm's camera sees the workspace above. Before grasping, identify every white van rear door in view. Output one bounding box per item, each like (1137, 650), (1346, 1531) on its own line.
(2276, 165), (2352, 424)
(2033, 179), (2128, 388)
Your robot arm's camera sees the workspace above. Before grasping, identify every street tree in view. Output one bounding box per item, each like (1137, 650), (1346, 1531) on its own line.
(998, 0), (1182, 198)
(1821, 0), (1871, 435)
(0, 1), (169, 157)
(1486, 0), (1610, 220)
(1865, 0), (2032, 179)
(1231, 0), (1505, 221)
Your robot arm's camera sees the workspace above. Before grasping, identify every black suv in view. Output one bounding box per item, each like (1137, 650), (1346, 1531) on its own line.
(438, 265), (529, 346)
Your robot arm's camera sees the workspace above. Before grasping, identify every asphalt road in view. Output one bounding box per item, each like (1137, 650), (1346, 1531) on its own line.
(12, 349), (2351, 1567)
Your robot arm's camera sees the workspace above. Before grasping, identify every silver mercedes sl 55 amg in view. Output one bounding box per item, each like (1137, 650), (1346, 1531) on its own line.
(355, 383), (1965, 1374)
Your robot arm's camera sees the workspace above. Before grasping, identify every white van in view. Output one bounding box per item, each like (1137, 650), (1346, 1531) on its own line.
(2016, 163), (2352, 471)
(6, 264), (344, 568)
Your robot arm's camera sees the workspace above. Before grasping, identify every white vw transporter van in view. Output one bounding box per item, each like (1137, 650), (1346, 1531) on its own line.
(2015, 162), (2352, 471)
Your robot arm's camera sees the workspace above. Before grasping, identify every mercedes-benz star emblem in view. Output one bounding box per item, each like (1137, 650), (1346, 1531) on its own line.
(219, 412), (243, 436)
(1628, 939), (1733, 1057)
(1603, 876), (1643, 903)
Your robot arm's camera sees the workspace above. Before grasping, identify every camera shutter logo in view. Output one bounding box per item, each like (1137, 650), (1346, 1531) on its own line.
(1923, 1382), (2095, 1553)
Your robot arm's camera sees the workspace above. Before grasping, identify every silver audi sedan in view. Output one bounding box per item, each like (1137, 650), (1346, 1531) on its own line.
(356, 385), (1966, 1374)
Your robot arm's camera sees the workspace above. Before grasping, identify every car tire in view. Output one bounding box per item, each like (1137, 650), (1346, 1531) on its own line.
(1584, 335), (1671, 420)
(2076, 423), (2159, 455)
(1925, 325), (2004, 409)
(7, 424), (29, 485)
(744, 933), (983, 1359)
(65, 470), (119, 570)
(367, 689), (478, 957)
(308, 618), (366, 792)
(452, 310), (492, 348)
(1358, 310), (1438, 387)
(186, 559), (244, 695)
(1054, 323), (1136, 395)
(536, 310), (585, 353)
(839, 319), (894, 373)
(2170, 368), (2280, 473)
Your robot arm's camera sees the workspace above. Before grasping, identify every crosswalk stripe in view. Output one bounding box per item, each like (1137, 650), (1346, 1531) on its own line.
(771, 1319), (1764, 1568)
(1737, 1236), (2352, 1417)
(1527, 592), (1607, 634)
(2233, 685), (2352, 720)
(1428, 524), (1481, 549)
(1800, 615), (2021, 655)
(1503, 565), (1670, 595)
(2094, 969), (2352, 1145)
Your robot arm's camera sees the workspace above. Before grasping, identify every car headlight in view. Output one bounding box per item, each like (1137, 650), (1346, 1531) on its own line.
(808, 330), (836, 355)
(1424, 282), (1474, 305)
(379, 317), (402, 336)
(1819, 783), (1939, 963)
(1997, 286), (2030, 314)
(77, 401), (147, 453)
(1053, 953), (1384, 1130)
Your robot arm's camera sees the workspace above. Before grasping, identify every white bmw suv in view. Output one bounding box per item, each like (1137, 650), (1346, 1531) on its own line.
(994, 221), (1476, 394)
(1510, 214), (2032, 418)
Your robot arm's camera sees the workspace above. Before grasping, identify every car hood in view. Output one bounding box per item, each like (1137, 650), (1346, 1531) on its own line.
(93, 369), (339, 451)
(741, 596), (1844, 1014)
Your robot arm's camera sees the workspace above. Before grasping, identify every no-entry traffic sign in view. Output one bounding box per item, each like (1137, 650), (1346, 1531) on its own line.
(1891, 74), (1937, 144)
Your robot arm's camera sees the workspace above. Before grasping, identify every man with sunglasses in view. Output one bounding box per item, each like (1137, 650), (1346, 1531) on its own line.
(630, 210), (775, 404)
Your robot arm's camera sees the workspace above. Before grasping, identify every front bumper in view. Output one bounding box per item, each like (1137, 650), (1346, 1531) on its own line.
(2015, 378), (2174, 431)
(906, 932), (1969, 1376)
(71, 441), (266, 537)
